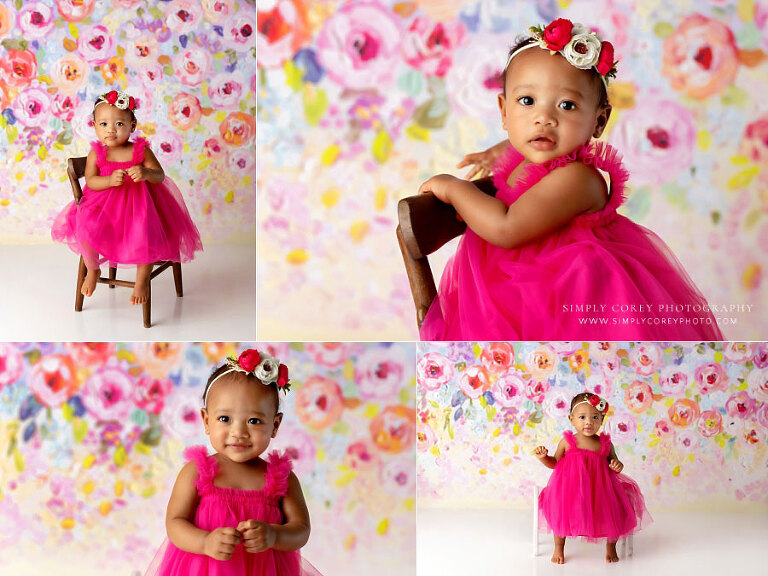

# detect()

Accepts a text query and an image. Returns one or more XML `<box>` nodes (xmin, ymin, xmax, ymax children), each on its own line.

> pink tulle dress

<box><xmin>52</xmin><ymin>137</ymin><xmax>202</xmax><ymax>267</ymax></box>
<box><xmin>538</xmin><ymin>431</ymin><xmax>651</xmax><ymax>542</ymax></box>
<box><xmin>419</xmin><ymin>141</ymin><xmax>724</xmax><ymax>341</ymax></box>
<box><xmin>146</xmin><ymin>446</ymin><xmax>322</xmax><ymax>576</ymax></box>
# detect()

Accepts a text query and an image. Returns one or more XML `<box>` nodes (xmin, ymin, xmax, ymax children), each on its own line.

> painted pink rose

<box><xmin>316</xmin><ymin>2</ymin><xmax>402</xmax><ymax>91</ymax></box>
<box><xmin>295</xmin><ymin>376</ymin><xmax>344</xmax><ymax>429</ymax></box>
<box><xmin>629</xmin><ymin>344</ymin><xmax>662</xmax><ymax>376</ymax></box>
<box><xmin>753</xmin><ymin>343</ymin><xmax>768</xmax><ymax>368</ymax></box>
<box><xmin>344</xmin><ymin>440</ymin><xmax>380</xmax><ymax>471</ymax></box>
<box><xmin>356</xmin><ymin>346</ymin><xmax>407</xmax><ymax>402</ymax></box>
<box><xmin>306</xmin><ymin>343</ymin><xmax>358</xmax><ymax>367</ymax></box>
<box><xmin>12</xmin><ymin>86</ymin><xmax>52</xmax><ymax>128</ymax></box>
<box><xmin>417</xmin><ymin>423</ymin><xmax>437</xmax><ymax>452</ymax></box>
<box><xmin>222</xmin><ymin>12</ymin><xmax>256</xmax><ymax>51</ymax></box>
<box><xmin>747</xmin><ymin>368</ymin><xmax>768</xmax><ymax>403</ymax></box>
<box><xmin>697</xmin><ymin>410</ymin><xmax>722</xmax><ymax>437</ymax></box>
<box><xmin>55</xmin><ymin>0</ymin><xmax>96</xmax><ymax>22</ymax></box>
<box><xmin>612</xmin><ymin>97</ymin><xmax>695</xmax><ymax>186</ymax></box>
<box><xmin>589</xmin><ymin>342</ymin><xmax>617</xmax><ymax>360</ymax></box>
<box><xmin>525</xmin><ymin>379</ymin><xmax>550</xmax><ymax>404</ymax></box>
<box><xmin>599</xmin><ymin>356</ymin><xmax>621</xmax><ymax>381</ymax></box>
<box><xmin>491</xmin><ymin>372</ymin><xmax>525</xmax><ymax>409</ymax></box>
<box><xmin>28</xmin><ymin>355</ymin><xmax>79</xmax><ymax>407</ymax></box>
<box><xmin>725</xmin><ymin>391</ymin><xmax>757</xmax><ymax>419</ymax></box>
<box><xmin>63</xmin><ymin>342</ymin><xmax>115</xmax><ymax>366</ymax></box>
<box><xmin>174</xmin><ymin>46</ymin><xmax>211</xmax><ymax>86</ymax></box>
<box><xmin>668</xmin><ymin>398</ymin><xmax>701</xmax><ymax>427</ymax></box>
<box><xmin>693</xmin><ymin>362</ymin><xmax>728</xmax><ymax>394</ymax></box>
<box><xmin>369</xmin><ymin>405</ymin><xmax>416</xmax><ymax>454</ymax></box>
<box><xmin>257</xmin><ymin>0</ymin><xmax>310</xmax><ymax>69</ymax></box>
<box><xmin>219</xmin><ymin>111</ymin><xmax>256</xmax><ymax>146</ymax></box>
<box><xmin>740</xmin><ymin>425</ymin><xmax>764</xmax><ymax>450</ymax></box>
<box><xmin>168</xmin><ymin>92</ymin><xmax>202</xmax><ymax>130</ymax></box>
<box><xmin>659</xmin><ymin>366</ymin><xmax>688</xmax><ymax>396</ymax></box>
<box><xmin>401</xmin><ymin>17</ymin><xmax>465</xmax><ymax>77</ymax></box>
<box><xmin>139</xmin><ymin>63</ymin><xmax>164</xmax><ymax>89</ymax></box>
<box><xmin>550</xmin><ymin>342</ymin><xmax>582</xmax><ymax>356</ymax></box>
<box><xmin>126</xmin><ymin>34</ymin><xmax>160</xmax><ymax>69</ymax></box>
<box><xmin>133</xmin><ymin>376</ymin><xmax>173</xmax><ymax>415</ymax></box>
<box><xmin>151</xmin><ymin>127</ymin><xmax>183</xmax><ymax>166</ymax></box>
<box><xmin>480</xmin><ymin>342</ymin><xmax>515</xmax><ymax>374</ymax></box>
<box><xmin>202</xmin><ymin>0</ymin><xmax>235</xmax><ymax>24</ymax></box>
<box><xmin>458</xmin><ymin>365</ymin><xmax>491</xmax><ymax>399</ymax></box>
<box><xmin>51</xmin><ymin>54</ymin><xmax>88</xmax><ymax>95</ymax></box>
<box><xmin>203</xmin><ymin>137</ymin><xmax>228</xmax><ymax>160</ymax></box>
<box><xmin>209</xmin><ymin>72</ymin><xmax>245</xmax><ymax>110</ymax></box>
<box><xmin>270</xmin><ymin>425</ymin><xmax>316</xmax><ymax>477</ymax></box>
<box><xmin>587</xmin><ymin>376</ymin><xmax>612</xmax><ymax>398</ymax></box>
<box><xmin>741</xmin><ymin>114</ymin><xmax>768</xmax><ymax>171</ymax></box>
<box><xmin>0</xmin><ymin>344</ymin><xmax>23</xmax><ymax>390</ymax></box>
<box><xmin>527</xmin><ymin>345</ymin><xmax>557</xmax><ymax>380</ymax></box>
<box><xmin>81</xmin><ymin>366</ymin><xmax>134</xmax><ymax>421</ymax></box>
<box><xmin>77</xmin><ymin>24</ymin><xmax>114</xmax><ymax>65</ymax></box>
<box><xmin>51</xmin><ymin>92</ymin><xmax>79</xmax><ymax>122</ymax></box>
<box><xmin>542</xmin><ymin>389</ymin><xmax>571</xmax><ymax>419</ymax></box>
<box><xmin>662</xmin><ymin>14</ymin><xmax>739</xmax><ymax>99</ymax></box>
<box><xmin>133</xmin><ymin>343</ymin><xmax>183</xmax><ymax>378</ymax></box>
<box><xmin>111</xmin><ymin>0</ymin><xmax>143</xmax><ymax>7</ymax></box>
<box><xmin>605</xmin><ymin>411</ymin><xmax>637</xmax><ymax>444</ymax></box>
<box><xmin>756</xmin><ymin>404</ymin><xmax>768</xmax><ymax>429</ymax></box>
<box><xmin>625</xmin><ymin>380</ymin><xmax>654</xmax><ymax>413</ymax></box>
<box><xmin>162</xmin><ymin>393</ymin><xmax>201</xmax><ymax>439</ymax></box>
<box><xmin>16</xmin><ymin>2</ymin><xmax>55</xmax><ymax>39</ymax></box>
<box><xmin>417</xmin><ymin>352</ymin><xmax>455</xmax><ymax>391</ymax></box>
<box><xmin>165</xmin><ymin>0</ymin><xmax>203</xmax><ymax>35</ymax></box>
<box><xmin>0</xmin><ymin>50</ymin><xmax>38</xmax><ymax>89</ymax></box>
<box><xmin>227</xmin><ymin>148</ymin><xmax>254</xmax><ymax>176</ymax></box>
<box><xmin>674</xmin><ymin>428</ymin><xmax>697</xmax><ymax>452</ymax></box>
<box><xmin>722</xmin><ymin>342</ymin><xmax>754</xmax><ymax>363</ymax></box>
<box><xmin>381</xmin><ymin>458</ymin><xmax>415</xmax><ymax>496</ymax></box>
<box><xmin>654</xmin><ymin>418</ymin><xmax>674</xmax><ymax>439</ymax></box>
<box><xmin>0</xmin><ymin>3</ymin><xmax>12</xmax><ymax>37</ymax></box>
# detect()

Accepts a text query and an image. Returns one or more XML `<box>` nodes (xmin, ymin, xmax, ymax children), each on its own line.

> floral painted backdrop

<box><xmin>258</xmin><ymin>0</ymin><xmax>768</xmax><ymax>340</ymax></box>
<box><xmin>0</xmin><ymin>0</ymin><xmax>256</xmax><ymax>243</ymax></box>
<box><xmin>0</xmin><ymin>342</ymin><xmax>416</xmax><ymax>576</ymax></box>
<box><xmin>417</xmin><ymin>341</ymin><xmax>768</xmax><ymax>509</ymax></box>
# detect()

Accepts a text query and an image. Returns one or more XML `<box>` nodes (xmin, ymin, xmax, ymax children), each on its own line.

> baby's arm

<box><xmin>166</xmin><ymin>461</ymin><xmax>241</xmax><ymax>560</ymax></box>
<box><xmin>607</xmin><ymin>443</ymin><xmax>624</xmax><ymax>473</ymax></box>
<box><xmin>534</xmin><ymin>438</ymin><xmax>567</xmax><ymax>470</ymax></box>
<box><xmin>456</xmin><ymin>140</ymin><xmax>510</xmax><ymax>180</ymax></box>
<box><xmin>83</xmin><ymin>150</ymin><xmax>125</xmax><ymax>190</ymax></box>
<box><xmin>126</xmin><ymin>147</ymin><xmax>165</xmax><ymax>183</ymax></box>
<box><xmin>419</xmin><ymin>161</ymin><xmax>606</xmax><ymax>249</ymax></box>
<box><xmin>239</xmin><ymin>471</ymin><xmax>311</xmax><ymax>553</ymax></box>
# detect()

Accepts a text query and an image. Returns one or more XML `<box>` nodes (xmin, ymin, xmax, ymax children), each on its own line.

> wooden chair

<box><xmin>67</xmin><ymin>156</ymin><xmax>183</xmax><ymax>328</ymax></box>
<box><xmin>396</xmin><ymin>176</ymin><xmax>497</xmax><ymax>327</ymax></box>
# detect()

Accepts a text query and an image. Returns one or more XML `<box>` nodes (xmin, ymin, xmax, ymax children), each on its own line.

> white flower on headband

<box><xmin>97</xmin><ymin>90</ymin><xmax>138</xmax><ymax>111</ymax></box>
<box><xmin>254</xmin><ymin>355</ymin><xmax>280</xmax><ymax>383</ymax></box>
<box><xmin>562</xmin><ymin>30</ymin><xmax>602</xmax><ymax>70</ymax></box>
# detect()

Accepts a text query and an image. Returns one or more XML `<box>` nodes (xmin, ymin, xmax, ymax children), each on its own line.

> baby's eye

<box><xmin>517</xmin><ymin>96</ymin><xmax>534</xmax><ymax>106</ymax></box>
<box><xmin>248</xmin><ymin>418</ymin><xmax>262</xmax><ymax>425</ymax></box>
<box><xmin>217</xmin><ymin>416</ymin><xmax>230</xmax><ymax>423</ymax></box>
<box><xmin>559</xmin><ymin>101</ymin><xmax>576</xmax><ymax>111</ymax></box>
<box><xmin>116</xmin><ymin>122</ymin><xmax>124</xmax><ymax>126</ymax></box>
<box><xmin>99</xmin><ymin>122</ymin><xmax>107</xmax><ymax>126</ymax></box>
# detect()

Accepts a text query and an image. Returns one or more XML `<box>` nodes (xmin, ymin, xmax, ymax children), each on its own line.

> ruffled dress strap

<box><xmin>183</xmin><ymin>445</ymin><xmax>218</xmax><ymax>493</ymax></box>
<box><xmin>599</xmin><ymin>433</ymin><xmax>612</xmax><ymax>457</ymax></box>
<box><xmin>132</xmin><ymin>136</ymin><xmax>148</xmax><ymax>164</ymax></box>
<box><xmin>562</xmin><ymin>430</ymin><xmax>577</xmax><ymax>449</ymax></box>
<box><xmin>90</xmin><ymin>140</ymin><xmax>108</xmax><ymax>169</ymax></box>
<box><xmin>265</xmin><ymin>450</ymin><xmax>293</xmax><ymax>499</ymax></box>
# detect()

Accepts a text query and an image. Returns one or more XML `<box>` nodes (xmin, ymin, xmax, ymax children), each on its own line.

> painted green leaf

<box><xmin>303</xmin><ymin>87</ymin><xmax>327</xmax><ymax>127</ymax></box>
<box><xmin>139</xmin><ymin>425</ymin><xmax>162</xmax><ymax>446</ymax></box>
<box><xmin>73</xmin><ymin>417</ymin><xmax>88</xmax><ymax>444</ymax></box>
<box><xmin>114</xmin><ymin>445</ymin><xmax>127</xmax><ymax>467</ymax></box>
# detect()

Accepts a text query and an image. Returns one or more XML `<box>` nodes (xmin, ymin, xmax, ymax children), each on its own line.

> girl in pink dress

<box><xmin>145</xmin><ymin>349</ymin><xmax>321</xmax><ymax>576</ymax></box>
<box><xmin>534</xmin><ymin>392</ymin><xmax>651</xmax><ymax>564</ymax></box>
<box><xmin>52</xmin><ymin>89</ymin><xmax>202</xmax><ymax>306</ymax></box>
<box><xmin>418</xmin><ymin>19</ymin><xmax>723</xmax><ymax>341</ymax></box>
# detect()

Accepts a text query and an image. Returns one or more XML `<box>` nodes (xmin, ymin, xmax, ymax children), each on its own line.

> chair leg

<box><xmin>143</xmin><ymin>279</ymin><xmax>151</xmax><ymax>328</ymax></box>
<box><xmin>172</xmin><ymin>262</ymin><xmax>183</xmax><ymax>297</ymax></box>
<box><xmin>533</xmin><ymin>485</ymin><xmax>540</xmax><ymax>557</ymax></box>
<box><xmin>109</xmin><ymin>266</ymin><xmax>116</xmax><ymax>288</ymax></box>
<box><xmin>75</xmin><ymin>256</ymin><xmax>86</xmax><ymax>311</ymax></box>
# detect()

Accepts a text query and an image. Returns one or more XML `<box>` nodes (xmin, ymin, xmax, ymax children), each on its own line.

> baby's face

<box><xmin>569</xmin><ymin>403</ymin><xmax>603</xmax><ymax>436</ymax></box>
<box><xmin>93</xmin><ymin>104</ymin><xmax>134</xmax><ymax>148</ymax></box>
<box><xmin>498</xmin><ymin>48</ymin><xmax>611</xmax><ymax>164</ymax></box>
<box><xmin>201</xmin><ymin>374</ymin><xmax>282</xmax><ymax>464</ymax></box>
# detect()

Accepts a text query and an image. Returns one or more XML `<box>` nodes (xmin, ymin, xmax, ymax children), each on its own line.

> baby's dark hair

<box><xmin>202</xmin><ymin>364</ymin><xmax>280</xmax><ymax>415</ymax></box>
<box><xmin>501</xmin><ymin>37</ymin><xmax>610</xmax><ymax>108</ymax></box>
<box><xmin>92</xmin><ymin>96</ymin><xmax>137</xmax><ymax>124</ymax></box>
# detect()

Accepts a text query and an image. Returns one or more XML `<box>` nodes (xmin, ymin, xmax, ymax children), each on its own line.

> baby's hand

<box><xmin>456</xmin><ymin>141</ymin><xmax>509</xmax><ymax>180</ymax></box>
<box><xmin>609</xmin><ymin>459</ymin><xmax>624</xmax><ymax>473</ymax></box>
<box><xmin>238</xmin><ymin>519</ymin><xmax>276</xmax><ymax>553</ymax></box>
<box><xmin>126</xmin><ymin>165</ymin><xmax>148</xmax><ymax>182</ymax></box>
<box><xmin>203</xmin><ymin>526</ymin><xmax>241</xmax><ymax>561</ymax></box>
<box><xmin>109</xmin><ymin>169</ymin><xmax>126</xmax><ymax>187</ymax></box>
<box><xmin>534</xmin><ymin>446</ymin><xmax>548</xmax><ymax>459</ymax></box>
<box><xmin>418</xmin><ymin>174</ymin><xmax>460</xmax><ymax>204</ymax></box>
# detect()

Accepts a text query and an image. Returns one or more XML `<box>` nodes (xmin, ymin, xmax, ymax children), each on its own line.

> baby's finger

<box><xmin>456</xmin><ymin>154</ymin><xmax>476</xmax><ymax>169</ymax></box>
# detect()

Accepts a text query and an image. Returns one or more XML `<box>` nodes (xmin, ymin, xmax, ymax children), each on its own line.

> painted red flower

<box><xmin>542</xmin><ymin>18</ymin><xmax>573</xmax><ymax>51</ymax></box>
<box><xmin>238</xmin><ymin>349</ymin><xmax>261</xmax><ymax>372</ymax></box>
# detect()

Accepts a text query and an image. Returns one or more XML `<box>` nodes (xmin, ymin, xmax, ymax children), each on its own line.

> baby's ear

<box><xmin>271</xmin><ymin>412</ymin><xmax>284</xmax><ymax>438</ymax></box>
<box><xmin>593</xmin><ymin>104</ymin><xmax>612</xmax><ymax>138</ymax></box>
<box><xmin>200</xmin><ymin>407</ymin><xmax>210</xmax><ymax>433</ymax></box>
<box><xmin>497</xmin><ymin>93</ymin><xmax>508</xmax><ymax>128</ymax></box>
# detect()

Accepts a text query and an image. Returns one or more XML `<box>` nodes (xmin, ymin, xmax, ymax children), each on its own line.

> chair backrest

<box><xmin>67</xmin><ymin>157</ymin><xmax>87</xmax><ymax>203</ymax></box>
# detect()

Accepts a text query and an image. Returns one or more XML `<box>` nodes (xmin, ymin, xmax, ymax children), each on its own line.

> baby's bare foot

<box><xmin>81</xmin><ymin>269</ymin><xmax>100</xmax><ymax>297</ymax></box>
<box><xmin>551</xmin><ymin>545</ymin><xmax>565</xmax><ymax>564</ymax></box>
<box><xmin>606</xmin><ymin>541</ymin><xmax>619</xmax><ymax>563</ymax></box>
<box><xmin>130</xmin><ymin>265</ymin><xmax>152</xmax><ymax>305</ymax></box>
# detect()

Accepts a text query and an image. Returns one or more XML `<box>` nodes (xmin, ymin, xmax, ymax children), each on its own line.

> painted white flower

<box><xmin>254</xmin><ymin>355</ymin><xmax>280</xmax><ymax>383</ymax></box>
<box><xmin>563</xmin><ymin>32</ymin><xmax>602</xmax><ymax>69</ymax></box>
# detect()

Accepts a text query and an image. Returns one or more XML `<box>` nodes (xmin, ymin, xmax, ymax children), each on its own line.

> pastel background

<box><xmin>0</xmin><ymin>342</ymin><xmax>416</xmax><ymax>576</ymax></box>
<box><xmin>417</xmin><ymin>341</ymin><xmax>768</xmax><ymax>510</ymax></box>
<box><xmin>258</xmin><ymin>0</ymin><xmax>768</xmax><ymax>340</ymax></box>
<box><xmin>0</xmin><ymin>0</ymin><xmax>256</xmax><ymax>243</ymax></box>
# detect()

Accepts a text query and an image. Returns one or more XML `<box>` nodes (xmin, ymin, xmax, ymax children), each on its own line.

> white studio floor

<box><xmin>418</xmin><ymin>507</ymin><xmax>768</xmax><ymax>576</ymax></box>
<box><xmin>0</xmin><ymin>243</ymin><xmax>256</xmax><ymax>341</ymax></box>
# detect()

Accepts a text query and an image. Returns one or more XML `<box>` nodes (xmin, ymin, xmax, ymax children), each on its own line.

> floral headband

<box><xmin>505</xmin><ymin>18</ymin><xmax>618</xmax><ymax>86</ymax></box>
<box><xmin>571</xmin><ymin>393</ymin><xmax>609</xmax><ymax>415</ymax></box>
<box><xmin>96</xmin><ymin>90</ymin><xmax>138</xmax><ymax>111</ymax></box>
<box><xmin>204</xmin><ymin>349</ymin><xmax>291</xmax><ymax>406</ymax></box>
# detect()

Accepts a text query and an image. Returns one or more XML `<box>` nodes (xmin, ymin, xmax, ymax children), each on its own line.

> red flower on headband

<box><xmin>128</xmin><ymin>96</ymin><xmax>136</xmax><ymax>110</ymax></box>
<box><xmin>542</xmin><ymin>18</ymin><xmax>573</xmax><ymax>51</ymax></box>
<box><xmin>105</xmin><ymin>90</ymin><xmax>118</xmax><ymax>104</ymax></box>
<box><xmin>277</xmin><ymin>364</ymin><xmax>289</xmax><ymax>389</ymax></box>
<box><xmin>238</xmin><ymin>349</ymin><xmax>261</xmax><ymax>372</ymax></box>
<box><xmin>589</xmin><ymin>394</ymin><xmax>600</xmax><ymax>406</ymax></box>
<box><xmin>596</xmin><ymin>41</ymin><xmax>615</xmax><ymax>76</ymax></box>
